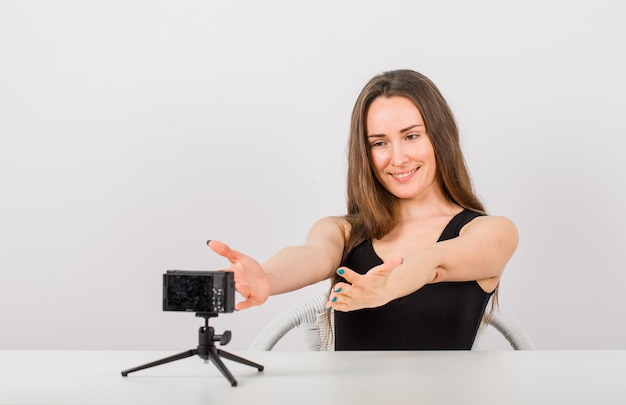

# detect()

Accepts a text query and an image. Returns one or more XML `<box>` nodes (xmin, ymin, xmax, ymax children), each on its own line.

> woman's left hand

<box><xmin>327</xmin><ymin>257</ymin><xmax>404</xmax><ymax>311</ymax></box>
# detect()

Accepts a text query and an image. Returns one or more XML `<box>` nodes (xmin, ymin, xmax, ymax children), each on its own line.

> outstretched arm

<box><xmin>209</xmin><ymin>216</ymin><xmax>347</xmax><ymax>310</ymax></box>
<box><xmin>426</xmin><ymin>215</ymin><xmax>518</xmax><ymax>289</ymax></box>
<box><xmin>328</xmin><ymin>215</ymin><xmax>518</xmax><ymax>311</ymax></box>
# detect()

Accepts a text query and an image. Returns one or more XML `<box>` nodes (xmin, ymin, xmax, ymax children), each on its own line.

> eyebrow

<box><xmin>367</xmin><ymin>124</ymin><xmax>424</xmax><ymax>138</ymax></box>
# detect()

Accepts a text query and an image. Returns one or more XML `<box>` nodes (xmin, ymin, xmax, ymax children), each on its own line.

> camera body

<box><xmin>163</xmin><ymin>270</ymin><xmax>235</xmax><ymax>313</ymax></box>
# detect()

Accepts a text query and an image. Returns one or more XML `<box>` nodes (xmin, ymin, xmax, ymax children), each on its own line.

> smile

<box><xmin>390</xmin><ymin>168</ymin><xmax>418</xmax><ymax>179</ymax></box>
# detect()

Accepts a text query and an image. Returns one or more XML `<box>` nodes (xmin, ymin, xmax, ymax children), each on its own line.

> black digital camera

<box><xmin>162</xmin><ymin>270</ymin><xmax>235</xmax><ymax>313</ymax></box>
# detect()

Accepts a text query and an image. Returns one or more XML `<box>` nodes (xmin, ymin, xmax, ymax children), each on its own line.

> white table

<box><xmin>0</xmin><ymin>350</ymin><xmax>624</xmax><ymax>404</ymax></box>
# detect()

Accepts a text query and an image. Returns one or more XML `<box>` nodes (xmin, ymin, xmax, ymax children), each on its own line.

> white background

<box><xmin>1</xmin><ymin>0</ymin><xmax>624</xmax><ymax>351</ymax></box>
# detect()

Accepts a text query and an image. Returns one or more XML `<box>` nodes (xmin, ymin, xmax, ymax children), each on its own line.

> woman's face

<box><xmin>366</xmin><ymin>96</ymin><xmax>439</xmax><ymax>201</ymax></box>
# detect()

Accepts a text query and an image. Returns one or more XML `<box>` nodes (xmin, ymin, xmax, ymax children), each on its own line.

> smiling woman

<box><xmin>208</xmin><ymin>69</ymin><xmax>518</xmax><ymax>350</ymax></box>
<box><xmin>329</xmin><ymin>70</ymin><xmax>517</xmax><ymax>349</ymax></box>
<box><xmin>366</xmin><ymin>96</ymin><xmax>436</xmax><ymax>200</ymax></box>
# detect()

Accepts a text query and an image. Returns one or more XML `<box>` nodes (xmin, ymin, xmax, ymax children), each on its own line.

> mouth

<box><xmin>390</xmin><ymin>168</ymin><xmax>418</xmax><ymax>180</ymax></box>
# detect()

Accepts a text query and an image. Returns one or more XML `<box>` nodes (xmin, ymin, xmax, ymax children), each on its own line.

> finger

<box><xmin>233</xmin><ymin>285</ymin><xmax>253</xmax><ymax>310</ymax></box>
<box><xmin>333</xmin><ymin>284</ymin><xmax>346</xmax><ymax>294</ymax></box>
<box><xmin>326</xmin><ymin>293</ymin><xmax>350</xmax><ymax>312</ymax></box>
<box><xmin>367</xmin><ymin>256</ymin><xmax>404</xmax><ymax>278</ymax></box>
<box><xmin>206</xmin><ymin>240</ymin><xmax>242</xmax><ymax>264</ymax></box>
<box><xmin>236</xmin><ymin>300</ymin><xmax>254</xmax><ymax>311</ymax></box>
<box><xmin>325</xmin><ymin>294</ymin><xmax>341</xmax><ymax>311</ymax></box>
<box><xmin>324</xmin><ymin>284</ymin><xmax>341</xmax><ymax>310</ymax></box>
<box><xmin>336</xmin><ymin>267</ymin><xmax>360</xmax><ymax>284</ymax></box>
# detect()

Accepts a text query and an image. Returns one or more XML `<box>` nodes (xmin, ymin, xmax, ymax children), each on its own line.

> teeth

<box><xmin>392</xmin><ymin>169</ymin><xmax>416</xmax><ymax>179</ymax></box>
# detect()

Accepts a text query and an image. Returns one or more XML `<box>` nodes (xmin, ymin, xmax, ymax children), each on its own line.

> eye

<box><xmin>369</xmin><ymin>139</ymin><xmax>387</xmax><ymax>148</ymax></box>
<box><xmin>406</xmin><ymin>133</ymin><xmax>420</xmax><ymax>141</ymax></box>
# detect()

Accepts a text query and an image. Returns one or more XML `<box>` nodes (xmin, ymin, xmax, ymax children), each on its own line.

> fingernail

<box><xmin>334</xmin><ymin>287</ymin><xmax>343</xmax><ymax>293</ymax></box>
<box><xmin>326</xmin><ymin>306</ymin><xmax>332</xmax><ymax>311</ymax></box>
<box><xmin>206</xmin><ymin>240</ymin><xmax>212</xmax><ymax>246</ymax></box>
<box><xmin>331</xmin><ymin>297</ymin><xmax>337</xmax><ymax>302</ymax></box>
<box><xmin>337</xmin><ymin>268</ymin><xmax>345</xmax><ymax>275</ymax></box>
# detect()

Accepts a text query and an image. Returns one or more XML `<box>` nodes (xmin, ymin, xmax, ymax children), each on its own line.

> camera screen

<box><xmin>163</xmin><ymin>270</ymin><xmax>234</xmax><ymax>313</ymax></box>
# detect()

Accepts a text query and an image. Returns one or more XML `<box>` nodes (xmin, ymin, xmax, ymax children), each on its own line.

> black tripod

<box><xmin>121</xmin><ymin>312</ymin><xmax>264</xmax><ymax>386</ymax></box>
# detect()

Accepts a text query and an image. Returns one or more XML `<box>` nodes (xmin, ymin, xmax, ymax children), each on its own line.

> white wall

<box><xmin>1</xmin><ymin>0</ymin><xmax>624</xmax><ymax>351</ymax></box>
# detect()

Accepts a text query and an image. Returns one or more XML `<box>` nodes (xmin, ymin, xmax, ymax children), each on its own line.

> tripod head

<box><xmin>195</xmin><ymin>312</ymin><xmax>231</xmax><ymax>346</ymax></box>
<box><xmin>196</xmin><ymin>312</ymin><xmax>219</xmax><ymax>321</ymax></box>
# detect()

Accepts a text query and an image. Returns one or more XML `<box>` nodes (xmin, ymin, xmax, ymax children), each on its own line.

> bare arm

<box><xmin>328</xmin><ymin>215</ymin><xmax>518</xmax><ymax>311</ymax></box>
<box><xmin>428</xmin><ymin>215</ymin><xmax>518</xmax><ymax>286</ymax></box>
<box><xmin>390</xmin><ymin>215</ymin><xmax>518</xmax><ymax>295</ymax></box>
<box><xmin>209</xmin><ymin>216</ymin><xmax>347</xmax><ymax>310</ymax></box>
<box><xmin>263</xmin><ymin>216</ymin><xmax>347</xmax><ymax>295</ymax></box>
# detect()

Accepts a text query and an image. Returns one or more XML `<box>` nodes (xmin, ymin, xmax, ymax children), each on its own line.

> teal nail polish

<box><xmin>337</xmin><ymin>268</ymin><xmax>345</xmax><ymax>275</ymax></box>
<box><xmin>335</xmin><ymin>287</ymin><xmax>343</xmax><ymax>293</ymax></box>
<box><xmin>326</xmin><ymin>306</ymin><xmax>332</xmax><ymax>311</ymax></box>
<box><xmin>331</xmin><ymin>297</ymin><xmax>337</xmax><ymax>302</ymax></box>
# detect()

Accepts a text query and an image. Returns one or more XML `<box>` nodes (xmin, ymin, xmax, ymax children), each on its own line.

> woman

<box><xmin>208</xmin><ymin>69</ymin><xmax>518</xmax><ymax>350</ymax></box>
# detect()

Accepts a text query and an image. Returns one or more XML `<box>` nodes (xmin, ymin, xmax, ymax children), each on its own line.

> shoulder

<box><xmin>313</xmin><ymin>215</ymin><xmax>350</xmax><ymax>229</ymax></box>
<box><xmin>461</xmin><ymin>214</ymin><xmax>518</xmax><ymax>245</ymax></box>
<box><xmin>308</xmin><ymin>216</ymin><xmax>351</xmax><ymax>242</ymax></box>
<box><xmin>464</xmin><ymin>214</ymin><xmax>516</xmax><ymax>230</ymax></box>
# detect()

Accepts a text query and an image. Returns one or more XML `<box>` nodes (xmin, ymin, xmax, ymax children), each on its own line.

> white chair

<box><xmin>249</xmin><ymin>292</ymin><xmax>535</xmax><ymax>351</ymax></box>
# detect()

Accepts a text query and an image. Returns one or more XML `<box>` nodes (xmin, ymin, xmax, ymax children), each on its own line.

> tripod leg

<box><xmin>207</xmin><ymin>346</ymin><xmax>239</xmax><ymax>386</ymax></box>
<box><xmin>121</xmin><ymin>349</ymin><xmax>197</xmax><ymax>376</ymax></box>
<box><xmin>217</xmin><ymin>349</ymin><xmax>265</xmax><ymax>371</ymax></box>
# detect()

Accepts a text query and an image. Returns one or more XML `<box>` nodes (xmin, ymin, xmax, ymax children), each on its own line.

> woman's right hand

<box><xmin>207</xmin><ymin>240</ymin><xmax>271</xmax><ymax>310</ymax></box>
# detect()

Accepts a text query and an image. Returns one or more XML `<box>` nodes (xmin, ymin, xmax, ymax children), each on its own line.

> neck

<box><xmin>396</xmin><ymin>184</ymin><xmax>458</xmax><ymax>222</ymax></box>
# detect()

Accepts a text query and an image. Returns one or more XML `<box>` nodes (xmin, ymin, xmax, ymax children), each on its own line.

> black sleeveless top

<box><xmin>334</xmin><ymin>209</ymin><xmax>491</xmax><ymax>350</ymax></box>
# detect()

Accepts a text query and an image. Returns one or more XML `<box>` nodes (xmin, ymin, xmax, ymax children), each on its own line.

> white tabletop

<box><xmin>0</xmin><ymin>349</ymin><xmax>624</xmax><ymax>404</ymax></box>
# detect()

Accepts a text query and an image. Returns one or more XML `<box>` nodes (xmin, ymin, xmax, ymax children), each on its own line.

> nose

<box><xmin>390</xmin><ymin>142</ymin><xmax>408</xmax><ymax>166</ymax></box>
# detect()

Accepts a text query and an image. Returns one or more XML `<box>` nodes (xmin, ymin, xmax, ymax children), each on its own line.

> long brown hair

<box><xmin>326</xmin><ymin>70</ymin><xmax>495</xmax><ymax>337</ymax></box>
<box><xmin>342</xmin><ymin>69</ymin><xmax>485</xmax><ymax>262</ymax></box>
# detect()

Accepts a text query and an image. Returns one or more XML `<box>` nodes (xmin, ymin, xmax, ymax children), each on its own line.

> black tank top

<box><xmin>334</xmin><ymin>209</ymin><xmax>491</xmax><ymax>350</ymax></box>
